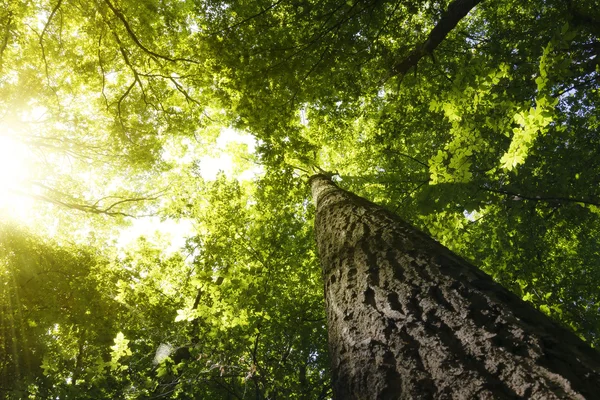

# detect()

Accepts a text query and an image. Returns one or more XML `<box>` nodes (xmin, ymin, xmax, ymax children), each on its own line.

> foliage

<box><xmin>1</xmin><ymin>0</ymin><xmax>599</xmax><ymax>397</ymax></box>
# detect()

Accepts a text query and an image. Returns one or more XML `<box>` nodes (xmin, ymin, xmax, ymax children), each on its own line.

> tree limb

<box><xmin>102</xmin><ymin>0</ymin><xmax>199</xmax><ymax>64</ymax></box>
<box><xmin>388</xmin><ymin>0</ymin><xmax>483</xmax><ymax>80</ymax></box>
<box><xmin>211</xmin><ymin>0</ymin><xmax>287</xmax><ymax>36</ymax></box>
<box><xmin>483</xmin><ymin>187</ymin><xmax>600</xmax><ymax>208</ymax></box>
<box><xmin>39</xmin><ymin>0</ymin><xmax>64</xmax><ymax>86</ymax></box>
<box><xmin>13</xmin><ymin>184</ymin><xmax>164</xmax><ymax>217</ymax></box>
<box><xmin>383</xmin><ymin>148</ymin><xmax>428</xmax><ymax>168</ymax></box>
<box><xmin>0</xmin><ymin>10</ymin><xmax>13</xmax><ymax>72</ymax></box>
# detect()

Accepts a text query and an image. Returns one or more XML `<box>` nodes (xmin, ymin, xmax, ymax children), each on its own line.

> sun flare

<box><xmin>0</xmin><ymin>124</ymin><xmax>34</xmax><ymax>219</ymax></box>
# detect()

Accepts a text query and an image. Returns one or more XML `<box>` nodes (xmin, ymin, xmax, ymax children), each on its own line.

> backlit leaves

<box><xmin>2</xmin><ymin>0</ymin><xmax>600</xmax><ymax>398</ymax></box>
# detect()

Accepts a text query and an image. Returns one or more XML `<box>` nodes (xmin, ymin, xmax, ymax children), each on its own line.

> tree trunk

<box><xmin>309</xmin><ymin>174</ymin><xmax>600</xmax><ymax>400</ymax></box>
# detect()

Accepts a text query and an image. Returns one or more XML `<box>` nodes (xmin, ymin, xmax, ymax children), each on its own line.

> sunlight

<box><xmin>162</xmin><ymin>127</ymin><xmax>263</xmax><ymax>181</ymax></box>
<box><xmin>116</xmin><ymin>217</ymin><xmax>194</xmax><ymax>255</ymax></box>
<box><xmin>201</xmin><ymin>127</ymin><xmax>262</xmax><ymax>180</ymax></box>
<box><xmin>117</xmin><ymin>128</ymin><xmax>263</xmax><ymax>256</ymax></box>
<box><xmin>0</xmin><ymin>122</ymin><xmax>34</xmax><ymax>220</ymax></box>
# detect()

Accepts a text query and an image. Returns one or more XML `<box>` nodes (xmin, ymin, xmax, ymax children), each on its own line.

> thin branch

<box><xmin>290</xmin><ymin>164</ymin><xmax>311</xmax><ymax>174</ymax></box>
<box><xmin>21</xmin><ymin>134</ymin><xmax>114</xmax><ymax>160</ymax></box>
<box><xmin>99</xmin><ymin>8</ymin><xmax>148</xmax><ymax>111</ymax></box>
<box><xmin>317</xmin><ymin>385</ymin><xmax>333</xmax><ymax>400</ymax></box>
<box><xmin>289</xmin><ymin>45</ymin><xmax>330</xmax><ymax>105</ymax></box>
<box><xmin>109</xmin><ymin>28</ymin><xmax>148</xmax><ymax>104</ymax></box>
<box><xmin>102</xmin><ymin>196</ymin><xmax>158</xmax><ymax>212</ymax></box>
<box><xmin>97</xmin><ymin>29</ymin><xmax>111</xmax><ymax>110</ymax></box>
<box><xmin>39</xmin><ymin>0</ymin><xmax>64</xmax><ymax>86</ymax></box>
<box><xmin>211</xmin><ymin>0</ymin><xmax>288</xmax><ymax>36</ymax></box>
<box><xmin>168</xmin><ymin>77</ymin><xmax>201</xmax><ymax>107</ymax></box>
<box><xmin>209</xmin><ymin>377</ymin><xmax>243</xmax><ymax>400</ymax></box>
<box><xmin>0</xmin><ymin>10</ymin><xmax>13</xmax><ymax>71</ymax></box>
<box><xmin>483</xmin><ymin>187</ymin><xmax>600</xmax><ymax>208</ymax></box>
<box><xmin>394</xmin><ymin>180</ymin><xmax>429</xmax><ymax>212</ymax></box>
<box><xmin>265</xmin><ymin>0</ymin><xmax>371</xmax><ymax>73</ymax></box>
<box><xmin>12</xmin><ymin>186</ymin><xmax>163</xmax><ymax>217</ymax></box>
<box><xmin>370</xmin><ymin>0</ymin><xmax>404</xmax><ymax>49</ymax></box>
<box><xmin>250</xmin><ymin>330</ymin><xmax>262</xmax><ymax>399</ymax></box>
<box><xmin>103</xmin><ymin>0</ymin><xmax>199</xmax><ymax>64</ymax></box>
<box><xmin>117</xmin><ymin>80</ymin><xmax>136</xmax><ymax>139</ymax></box>
<box><xmin>15</xmin><ymin>191</ymin><xmax>139</xmax><ymax>217</ymax></box>
<box><xmin>383</xmin><ymin>148</ymin><xmax>428</xmax><ymax>168</ymax></box>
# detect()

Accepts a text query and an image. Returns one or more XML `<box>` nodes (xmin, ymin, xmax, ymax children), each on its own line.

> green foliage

<box><xmin>1</xmin><ymin>0</ymin><xmax>600</xmax><ymax>397</ymax></box>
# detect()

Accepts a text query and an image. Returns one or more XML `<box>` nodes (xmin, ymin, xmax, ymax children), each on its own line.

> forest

<box><xmin>1</xmin><ymin>0</ymin><xmax>599</xmax><ymax>398</ymax></box>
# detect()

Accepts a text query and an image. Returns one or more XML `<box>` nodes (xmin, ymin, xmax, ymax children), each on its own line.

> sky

<box><xmin>0</xmin><ymin>123</ymin><xmax>35</xmax><ymax>220</ymax></box>
<box><xmin>198</xmin><ymin>127</ymin><xmax>261</xmax><ymax>180</ymax></box>
<box><xmin>116</xmin><ymin>127</ymin><xmax>262</xmax><ymax>254</ymax></box>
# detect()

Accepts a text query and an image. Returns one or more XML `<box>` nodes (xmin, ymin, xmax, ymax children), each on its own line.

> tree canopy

<box><xmin>1</xmin><ymin>0</ymin><xmax>599</xmax><ymax>397</ymax></box>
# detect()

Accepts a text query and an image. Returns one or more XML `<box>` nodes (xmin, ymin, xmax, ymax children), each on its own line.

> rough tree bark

<box><xmin>309</xmin><ymin>174</ymin><xmax>600</xmax><ymax>399</ymax></box>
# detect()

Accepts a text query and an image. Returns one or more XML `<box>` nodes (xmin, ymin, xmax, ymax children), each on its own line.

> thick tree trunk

<box><xmin>309</xmin><ymin>174</ymin><xmax>600</xmax><ymax>399</ymax></box>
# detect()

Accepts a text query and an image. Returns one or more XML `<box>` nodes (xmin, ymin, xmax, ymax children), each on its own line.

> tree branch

<box><xmin>388</xmin><ymin>0</ymin><xmax>482</xmax><ymax>80</ymax></box>
<box><xmin>483</xmin><ymin>187</ymin><xmax>600</xmax><ymax>208</ymax></box>
<box><xmin>102</xmin><ymin>0</ymin><xmax>199</xmax><ymax>64</ymax></box>
<box><xmin>13</xmin><ymin>185</ymin><xmax>164</xmax><ymax>217</ymax></box>
<box><xmin>211</xmin><ymin>0</ymin><xmax>287</xmax><ymax>36</ymax></box>
<box><xmin>0</xmin><ymin>10</ymin><xmax>13</xmax><ymax>72</ymax></box>
<box><xmin>39</xmin><ymin>0</ymin><xmax>63</xmax><ymax>86</ymax></box>
<box><xmin>383</xmin><ymin>148</ymin><xmax>428</xmax><ymax>168</ymax></box>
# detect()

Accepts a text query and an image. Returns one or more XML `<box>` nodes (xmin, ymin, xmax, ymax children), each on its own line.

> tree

<box><xmin>2</xmin><ymin>0</ymin><xmax>600</xmax><ymax>397</ymax></box>
<box><xmin>310</xmin><ymin>174</ymin><xmax>600</xmax><ymax>398</ymax></box>
<box><xmin>0</xmin><ymin>222</ymin><xmax>133</xmax><ymax>399</ymax></box>
<box><xmin>1</xmin><ymin>173</ymin><xmax>331</xmax><ymax>398</ymax></box>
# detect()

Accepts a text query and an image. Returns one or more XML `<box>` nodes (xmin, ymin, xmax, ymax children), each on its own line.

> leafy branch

<box><xmin>14</xmin><ymin>184</ymin><xmax>166</xmax><ymax>217</ymax></box>
<box><xmin>39</xmin><ymin>0</ymin><xmax>63</xmax><ymax>86</ymax></box>
<box><xmin>102</xmin><ymin>0</ymin><xmax>199</xmax><ymax>64</ymax></box>
<box><xmin>483</xmin><ymin>187</ymin><xmax>600</xmax><ymax>208</ymax></box>
<box><xmin>210</xmin><ymin>0</ymin><xmax>288</xmax><ymax>36</ymax></box>
<box><xmin>0</xmin><ymin>10</ymin><xmax>12</xmax><ymax>72</ymax></box>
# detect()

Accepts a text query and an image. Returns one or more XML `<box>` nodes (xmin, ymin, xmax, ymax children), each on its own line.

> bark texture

<box><xmin>309</xmin><ymin>174</ymin><xmax>600</xmax><ymax>400</ymax></box>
